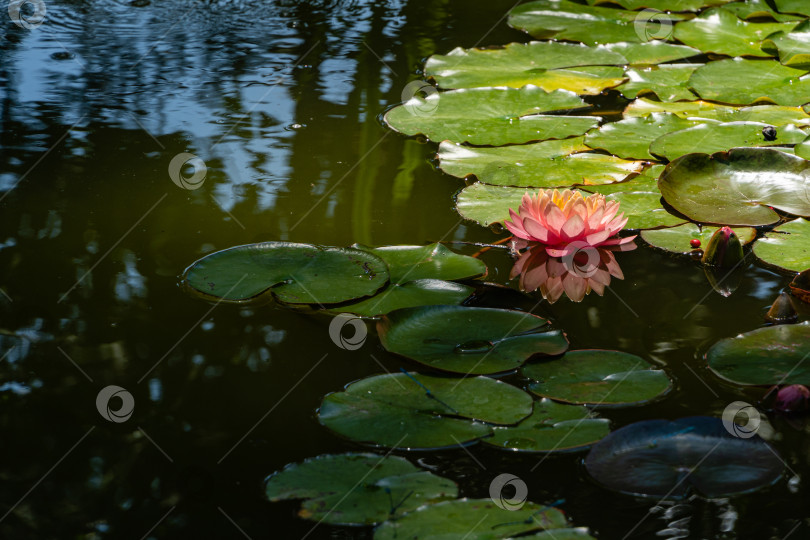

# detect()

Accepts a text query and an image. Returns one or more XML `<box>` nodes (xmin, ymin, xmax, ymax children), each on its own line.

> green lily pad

<box><xmin>318</xmin><ymin>372</ymin><xmax>533</xmax><ymax>449</ymax></box>
<box><xmin>331</xmin><ymin>280</ymin><xmax>474</xmax><ymax>318</ymax></box>
<box><xmin>483</xmin><ymin>398</ymin><xmax>610</xmax><ymax>453</ymax></box>
<box><xmin>265</xmin><ymin>453</ymin><xmax>457</xmax><ymax>525</ymax></box>
<box><xmin>425</xmin><ymin>42</ymin><xmax>627</xmax><ymax>91</ymax></box>
<box><xmin>455</xmin><ymin>183</ymin><xmax>683</xmax><ymax>230</ymax></box>
<box><xmin>796</xmin><ymin>134</ymin><xmax>810</xmax><ymax>160</ymax></box>
<box><xmin>383</xmin><ymin>86</ymin><xmax>596</xmax><ymax>145</ymax></box>
<box><xmin>673</xmin><ymin>8</ymin><xmax>796</xmax><ymax>57</ymax></box>
<box><xmin>522</xmin><ymin>350</ymin><xmax>672</xmax><ymax>407</ymax></box>
<box><xmin>774</xmin><ymin>0</ymin><xmax>810</xmax><ymax>16</ymax></box>
<box><xmin>378</xmin><ymin>306</ymin><xmax>568</xmax><ymax>375</ymax></box>
<box><xmin>585</xmin><ymin>417</ymin><xmax>783</xmax><ymax>498</ymax></box>
<box><xmin>509</xmin><ymin>0</ymin><xmax>686</xmax><ymax>45</ymax></box>
<box><xmin>374</xmin><ymin>499</ymin><xmax>568</xmax><ymax>540</ymax></box>
<box><xmin>182</xmin><ymin>242</ymin><xmax>389</xmax><ymax>305</ymax></box>
<box><xmin>722</xmin><ymin>0</ymin><xmax>804</xmax><ymax>22</ymax></box>
<box><xmin>616</xmin><ymin>64</ymin><xmax>702</xmax><ymax>102</ymax></box>
<box><xmin>762</xmin><ymin>21</ymin><xmax>810</xmax><ymax>69</ymax></box>
<box><xmin>648</xmin><ymin>121</ymin><xmax>807</xmax><ymax>161</ymax></box>
<box><xmin>589</xmin><ymin>0</ymin><xmax>730</xmax><ymax>10</ymax></box>
<box><xmin>521</xmin><ymin>531</ymin><xmax>597</xmax><ymax>540</ymax></box>
<box><xmin>641</xmin><ymin>223</ymin><xmax>757</xmax><ymax>254</ymax></box>
<box><xmin>689</xmin><ymin>58</ymin><xmax>810</xmax><ymax>107</ymax></box>
<box><xmin>438</xmin><ymin>140</ymin><xmax>645</xmax><ymax>188</ymax></box>
<box><xmin>658</xmin><ymin>148</ymin><xmax>810</xmax><ymax>226</ymax></box>
<box><xmin>624</xmin><ymin>97</ymin><xmax>810</xmax><ymax>125</ymax></box>
<box><xmin>581</xmin><ymin>165</ymin><xmax>664</xmax><ymax>194</ymax></box>
<box><xmin>584</xmin><ymin>113</ymin><xmax>703</xmax><ymax>160</ymax></box>
<box><xmin>604</xmin><ymin>41</ymin><xmax>702</xmax><ymax>64</ymax></box>
<box><xmin>357</xmin><ymin>243</ymin><xmax>486</xmax><ymax>284</ymax></box>
<box><xmin>707</xmin><ymin>323</ymin><xmax>810</xmax><ymax>384</ymax></box>
<box><xmin>754</xmin><ymin>218</ymin><xmax>810</xmax><ymax>272</ymax></box>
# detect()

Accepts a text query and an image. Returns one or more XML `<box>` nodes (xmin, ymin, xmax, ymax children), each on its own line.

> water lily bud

<box><xmin>702</xmin><ymin>226</ymin><xmax>744</xmax><ymax>268</ymax></box>
<box><xmin>774</xmin><ymin>384</ymin><xmax>810</xmax><ymax>413</ymax></box>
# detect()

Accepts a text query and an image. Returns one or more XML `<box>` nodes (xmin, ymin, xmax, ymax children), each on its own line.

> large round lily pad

<box><xmin>383</xmin><ymin>86</ymin><xmax>594</xmax><ymax>145</ymax></box>
<box><xmin>623</xmin><ymin>97</ymin><xmax>810</xmax><ymax>125</ymax></box>
<box><xmin>318</xmin><ymin>372</ymin><xmax>533</xmax><ymax>449</ymax></box>
<box><xmin>658</xmin><ymin>148</ymin><xmax>810</xmax><ymax>226</ymax></box>
<box><xmin>522</xmin><ymin>350</ymin><xmax>672</xmax><ymax>407</ymax></box>
<box><xmin>508</xmin><ymin>0</ymin><xmax>686</xmax><ymax>45</ymax></box>
<box><xmin>673</xmin><ymin>8</ymin><xmax>796</xmax><ymax>57</ymax></box>
<box><xmin>641</xmin><ymin>223</ymin><xmax>757</xmax><ymax>254</ymax></box>
<box><xmin>378</xmin><ymin>306</ymin><xmax>568</xmax><ymax>375</ymax></box>
<box><xmin>754</xmin><ymin>218</ymin><xmax>810</xmax><ymax>272</ymax></box>
<box><xmin>438</xmin><ymin>140</ymin><xmax>645</xmax><ymax>188</ymax></box>
<box><xmin>265</xmin><ymin>453</ymin><xmax>457</xmax><ymax>525</ymax></box>
<box><xmin>688</xmin><ymin>58</ymin><xmax>810</xmax><ymax>107</ymax></box>
<box><xmin>483</xmin><ymin>398</ymin><xmax>610</xmax><ymax>453</ymax></box>
<box><xmin>585</xmin><ymin>417</ymin><xmax>783</xmax><ymax>498</ymax></box>
<box><xmin>374</xmin><ymin>499</ymin><xmax>568</xmax><ymax>540</ymax></box>
<box><xmin>707</xmin><ymin>323</ymin><xmax>810</xmax><ymax>385</ymax></box>
<box><xmin>616</xmin><ymin>64</ymin><xmax>702</xmax><ymax>103</ymax></box>
<box><xmin>182</xmin><ymin>242</ymin><xmax>389</xmax><ymax>304</ymax></box>
<box><xmin>649</xmin><ymin>121</ymin><xmax>805</xmax><ymax>161</ymax></box>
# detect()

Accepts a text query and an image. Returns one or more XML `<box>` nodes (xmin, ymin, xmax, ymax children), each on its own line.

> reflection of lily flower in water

<box><xmin>510</xmin><ymin>239</ymin><xmax>635</xmax><ymax>303</ymax></box>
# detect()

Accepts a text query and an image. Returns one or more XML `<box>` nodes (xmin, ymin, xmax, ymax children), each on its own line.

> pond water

<box><xmin>1</xmin><ymin>0</ymin><xmax>808</xmax><ymax>538</ymax></box>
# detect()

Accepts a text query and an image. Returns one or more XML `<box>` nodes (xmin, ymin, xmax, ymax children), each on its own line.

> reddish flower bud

<box><xmin>774</xmin><ymin>384</ymin><xmax>810</xmax><ymax>413</ymax></box>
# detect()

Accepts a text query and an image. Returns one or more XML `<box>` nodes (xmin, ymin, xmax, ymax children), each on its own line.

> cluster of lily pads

<box><xmin>384</xmin><ymin>0</ymin><xmax>810</xmax><ymax>273</ymax></box>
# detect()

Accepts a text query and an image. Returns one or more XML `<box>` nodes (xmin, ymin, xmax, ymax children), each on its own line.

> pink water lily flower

<box><xmin>504</xmin><ymin>189</ymin><xmax>636</xmax><ymax>257</ymax></box>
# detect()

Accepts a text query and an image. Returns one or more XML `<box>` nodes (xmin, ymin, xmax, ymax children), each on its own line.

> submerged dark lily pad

<box><xmin>483</xmin><ymin>398</ymin><xmax>610</xmax><ymax>453</ymax></box>
<box><xmin>707</xmin><ymin>323</ymin><xmax>810</xmax><ymax>385</ymax></box>
<box><xmin>522</xmin><ymin>350</ymin><xmax>672</xmax><ymax>407</ymax></box>
<box><xmin>585</xmin><ymin>417</ymin><xmax>783</xmax><ymax>498</ymax></box>
<box><xmin>374</xmin><ymin>499</ymin><xmax>568</xmax><ymax>540</ymax></box>
<box><xmin>265</xmin><ymin>453</ymin><xmax>457</xmax><ymax>525</ymax></box>
<box><xmin>378</xmin><ymin>306</ymin><xmax>569</xmax><ymax>375</ymax></box>
<box><xmin>318</xmin><ymin>372</ymin><xmax>533</xmax><ymax>449</ymax></box>
<box><xmin>182</xmin><ymin>242</ymin><xmax>389</xmax><ymax>305</ymax></box>
<box><xmin>658</xmin><ymin>148</ymin><xmax>810</xmax><ymax>226</ymax></box>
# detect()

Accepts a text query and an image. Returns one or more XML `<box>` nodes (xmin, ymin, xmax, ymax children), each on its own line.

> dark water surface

<box><xmin>1</xmin><ymin>0</ymin><xmax>808</xmax><ymax>538</ymax></box>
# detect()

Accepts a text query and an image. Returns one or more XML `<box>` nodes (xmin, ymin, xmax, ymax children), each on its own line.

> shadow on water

<box><xmin>0</xmin><ymin>0</ymin><xmax>808</xmax><ymax>538</ymax></box>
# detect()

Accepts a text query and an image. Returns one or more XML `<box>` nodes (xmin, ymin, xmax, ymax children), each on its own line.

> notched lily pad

<box><xmin>689</xmin><ymin>58</ymin><xmax>810</xmax><ymax>107</ymax></box>
<box><xmin>265</xmin><ymin>453</ymin><xmax>457</xmax><ymax>525</ymax></box>
<box><xmin>707</xmin><ymin>322</ymin><xmax>810</xmax><ymax>385</ymax></box>
<box><xmin>483</xmin><ymin>398</ymin><xmax>610</xmax><ymax>453</ymax></box>
<box><xmin>378</xmin><ymin>306</ymin><xmax>569</xmax><ymax>375</ymax></box>
<box><xmin>754</xmin><ymin>218</ymin><xmax>810</xmax><ymax>272</ymax></box>
<box><xmin>658</xmin><ymin>148</ymin><xmax>810</xmax><ymax>226</ymax></box>
<box><xmin>585</xmin><ymin>417</ymin><xmax>783</xmax><ymax>498</ymax></box>
<box><xmin>182</xmin><ymin>242</ymin><xmax>389</xmax><ymax>305</ymax></box>
<box><xmin>642</xmin><ymin>223</ymin><xmax>756</xmax><ymax>254</ymax></box>
<box><xmin>522</xmin><ymin>349</ymin><xmax>672</xmax><ymax>407</ymax></box>
<box><xmin>318</xmin><ymin>372</ymin><xmax>533</xmax><ymax>449</ymax></box>
<box><xmin>584</xmin><ymin>112</ymin><xmax>702</xmax><ymax>160</ymax></box>
<box><xmin>374</xmin><ymin>499</ymin><xmax>568</xmax><ymax>540</ymax></box>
